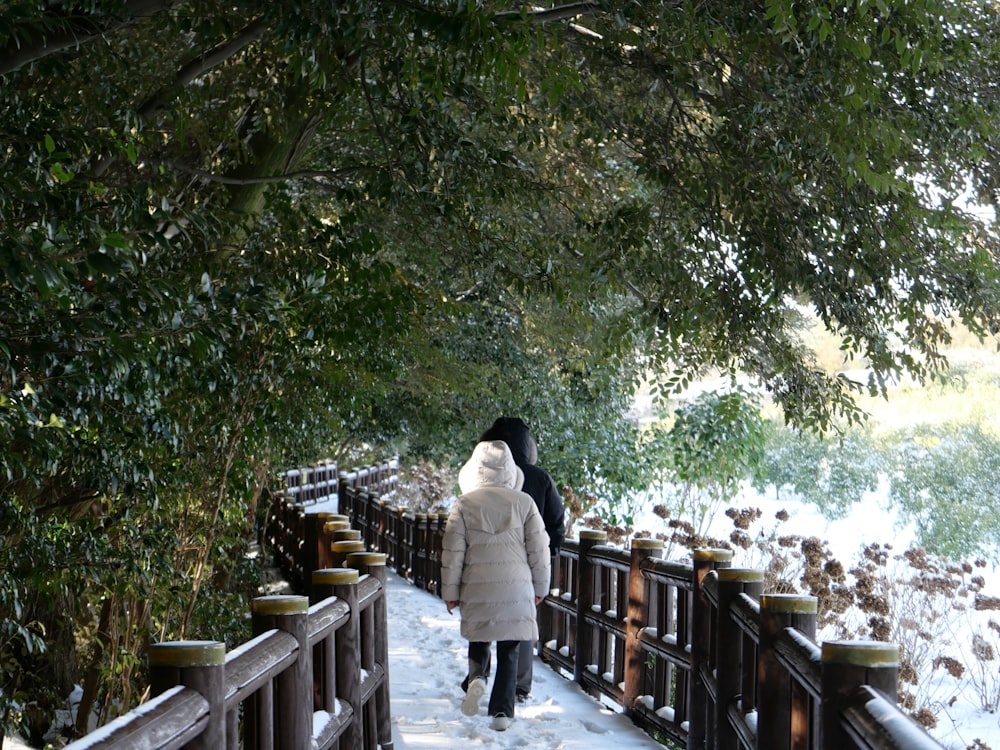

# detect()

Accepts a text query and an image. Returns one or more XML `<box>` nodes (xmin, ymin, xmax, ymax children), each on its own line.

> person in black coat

<box><xmin>479</xmin><ymin>417</ymin><xmax>566</xmax><ymax>701</ymax></box>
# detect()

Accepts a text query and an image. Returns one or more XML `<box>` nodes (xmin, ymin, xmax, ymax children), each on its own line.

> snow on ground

<box><xmin>385</xmin><ymin>571</ymin><xmax>666</xmax><ymax>749</ymax></box>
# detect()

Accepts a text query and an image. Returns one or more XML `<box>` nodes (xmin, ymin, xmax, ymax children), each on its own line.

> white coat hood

<box><xmin>458</xmin><ymin>440</ymin><xmax>524</xmax><ymax>494</ymax></box>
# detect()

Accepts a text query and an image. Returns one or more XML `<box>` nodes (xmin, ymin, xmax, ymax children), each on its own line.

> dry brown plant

<box><xmin>394</xmin><ymin>462</ymin><xmax>456</xmax><ymax>514</ymax></box>
<box><xmin>951</xmin><ymin>582</ymin><xmax>1000</xmax><ymax>714</ymax></box>
<box><xmin>645</xmin><ymin>506</ymin><xmax>979</xmax><ymax>727</ymax></box>
<box><xmin>842</xmin><ymin>543</ymin><xmax>970</xmax><ymax>723</ymax></box>
<box><xmin>562</xmin><ymin>488</ymin><xmax>590</xmax><ymax>533</ymax></box>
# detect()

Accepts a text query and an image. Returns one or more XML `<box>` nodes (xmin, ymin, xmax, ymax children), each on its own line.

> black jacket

<box><xmin>479</xmin><ymin>417</ymin><xmax>566</xmax><ymax>553</ymax></box>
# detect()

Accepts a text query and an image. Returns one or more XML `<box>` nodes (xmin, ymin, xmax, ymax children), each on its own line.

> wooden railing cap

<box><xmin>693</xmin><ymin>548</ymin><xmax>734</xmax><ymax>562</ymax></box>
<box><xmin>317</xmin><ymin>512</ymin><xmax>349</xmax><ymax>522</ymax></box>
<box><xmin>333</xmin><ymin>529</ymin><xmax>363</xmax><ymax>541</ymax></box>
<box><xmin>631</xmin><ymin>538</ymin><xmax>664</xmax><ymax>550</ymax></box>
<box><xmin>717</xmin><ymin>568</ymin><xmax>765</xmax><ymax>582</ymax></box>
<box><xmin>347</xmin><ymin>551</ymin><xmax>388</xmax><ymax>567</ymax></box>
<box><xmin>312</xmin><ymin>568</ymin><xmax>360</xmax><ymax>585</ymax></box>
<box><xmin>822</xmin><ymin>640</ymin><xmax>899</xmax><ymax>667</ymax></box>
<box><xmin>251</xmin><ymin>595</ymin><xmax>310</xmax><ymax>615</ymax></box>
<box><xmin>330</xmin><ymin>540</ymin><xmax>366</xmax><ymax>552</ymax></box>
<box><xmin>760</xmin><ymin>593</ymin><xmax>818</xmax><ymax>613</ymax></box>
<box><xmin>579</xmin><ymin>530</ymin><xmax>608</xmax><ymax>541</ymax></box>
<box><xmin>148</xmin><ymin>640</ymin><xmax>225</xmax><ymax>667</ymax></box>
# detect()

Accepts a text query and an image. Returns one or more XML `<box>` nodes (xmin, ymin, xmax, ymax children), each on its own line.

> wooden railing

<box><xmin>265</xmin><ymin>459</ymin><xmax>399</xmax><ymax>595</ymax></box>
<box><xmin>321</xmin><ymin>484</ymin><xmax>944</xmax><ymax>750</ymax></box>
<box><xmin>64</xmin><ymin>533</ymin><xmax>392</xmax><ymax>749</ymax></box>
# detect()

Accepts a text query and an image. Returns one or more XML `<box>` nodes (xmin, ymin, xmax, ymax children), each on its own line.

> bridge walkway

<box><xmin>385</xmin><ymin>570</ymin><xmax>667</xmax><ymax>749</ymax></box>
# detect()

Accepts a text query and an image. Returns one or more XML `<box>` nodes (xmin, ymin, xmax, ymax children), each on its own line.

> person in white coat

<box><xmin>441</xmin><ymin>440</ymin><xmax>551</xmax><ymax>731</ymax></box>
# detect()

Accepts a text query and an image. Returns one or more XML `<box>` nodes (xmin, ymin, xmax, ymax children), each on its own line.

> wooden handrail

<box><xmin>64</xmin><ymin>685</ymin><xmax>209</xmax><ymax>749</ymax></box>
<box><xmin>66</xmin><ymin>558</ymin><xmax>391</xmax><ymax>750</ymax></box>
<box><xmin>776</xmin><ymin>626</ymin><xmax>823</xmax><ymax>699</ymax></box>
<box><xmin>225</xmin><ymin>629</ymin><xmax>299</xmax><ymax>703</ymax></box>
<box><xmin>840</xmin><ymin>686</ymin><xmax>944</xmax><ymax>750</ymax></box>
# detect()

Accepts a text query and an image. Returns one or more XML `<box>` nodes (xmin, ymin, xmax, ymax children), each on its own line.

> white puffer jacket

<box><xmin>441</xmin><ymin>440</ymin><xmax>551</xmax><ymax>643</ymax></box>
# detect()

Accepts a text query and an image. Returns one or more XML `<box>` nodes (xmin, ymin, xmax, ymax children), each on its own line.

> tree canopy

<box><xmin>2</xmin><ymin>0</ymin><xmax>1000</xmax><ymax>741</ymax></box>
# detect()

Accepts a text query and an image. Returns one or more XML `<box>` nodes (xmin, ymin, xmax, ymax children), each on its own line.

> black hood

<box><xmin>479</xmin><ymin>417</ymin><xmax>532</xmax><ymax>465</ymax></box>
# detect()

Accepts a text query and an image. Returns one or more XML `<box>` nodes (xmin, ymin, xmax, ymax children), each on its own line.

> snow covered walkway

<box><xmin>385</xmin><ymin>570</ymin><xmax>667</xmax><ymax>749</ymax></box>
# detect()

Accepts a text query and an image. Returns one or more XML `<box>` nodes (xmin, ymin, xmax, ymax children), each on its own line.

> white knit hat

<box><xmin>458</xmin><ymin>440</ymin><xmax>525</xmax><ymax>494</ymax></box>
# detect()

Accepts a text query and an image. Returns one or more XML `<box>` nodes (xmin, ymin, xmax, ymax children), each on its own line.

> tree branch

<box><xmin>88</xmin><ymin>18</ymin><xmax>272</xmax><ymax>180</ymax></box>
<box><xmin>0</xmin><ymin>0</ymin><xmax>187</xmax><ymax>76</ymax></box>
<box><xmin>495</xmin><ymin>2</ymin><xmax>602</xmax><ymax>24</ymax></box>
<box><xmin>171</xmin><ymin>163</ymin><xmax>369</xmax><ymax>185</ymax></box>
<box><xmin>137</xmin><ymin>18</ymin><xmax>271</xmax><ymax>120</ymax></box>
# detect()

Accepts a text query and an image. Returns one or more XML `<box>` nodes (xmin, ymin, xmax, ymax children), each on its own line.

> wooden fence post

<box><xmin>537</xmin><ymin>551</ymin><xmax>555</xmax><ymax>648</ymax></box>
<box><xmin>424</xmin><ymin>514</ymin><xmax>440</xmax><ymax>595</ymax></box>
<box><xmin>348</xmin><ymin>551</ymin><xmax>393</xmax><ymax>750</ymax></box>
<box><xmin>689</xmin><ymin>548</ymin><xmax>733</xmax><ymax>750</ymax></box>
<box><xmin>332</xmin><ymin>568</ymin><xmax>364</xmax><ymax>748</ymax></box>
<box><xmin>333</xmin><ymin>528</ymin><xmax>363</xmax><ymax>546</ymax></box>
<box><xmin>251</xmin><ymin>595</ymin><xmax>312</xmax><ymax>750</ymax></box>
<box><xmin>414</xmin><ymin>513</ymin><xmax>428</xmax><ymax>590</ymax></box>
<box><xmin>821</xmin><ymin>640</ymin><xmax>899</xmax><ymax>750</ymax></box>
<box><xmin>376</xmin><ymin>498</ymin><xmax>389</xmax><ymax>557</ymax></box>
<box><xmin>539</xmin><ymin>547</ymin><xmax>566</xmax><ymax>657</ymax></box>
<box><xmin>401</xmin><ymin>510</ymin><xmax>415</xmax><ymax>580</ymax></box>
<box><xmin>715</xmin><ymin>568</ymin><xmax>764</xmax><ymax>750</ymax></box>
<box><xmin>338</xmin><ymin>484</ymin><xmax>353</xmax><ymax>520</ymax></box>
<box><xmin>366</xmin><ymin>490</ymin><xmax>383</xmax><ymax>550</ymax></box>
<box><xmin>310</xmin><ymin>567</ymin><xmax>351</xmax><ymax>725</ymax></box>
<box><xmin>435</xmin><ymin>512</ymin><xmax>449</xmax><ymax>595</ymax></box>
<box><xmin>394</xmin><ymin>506</ymin><xmax>408</xmax><ymax>577</ymax></box>
<box><xmin>148</xmin><ymin>641</ymin><xmax>226</xmax><ymax>750</ymax></box>
<box><xmin>758</xmin><ymin>594</ymin><xmax>818</xmax><ymax>750</ymax></box>
<box><xmin>304</xmin><ymin>511</ymin><xmax>342</xmax><ymax>595</ymax></box>
<box><xmin>574</xmin><ymin>530</ymin><xmax>608</xmax><ymax>686</ymax></box>
<box><xmin>325</xmin><ymin>520</ymin><xmax>352</xmax><ymax>548</ymax></box>
<box><xmin>354</xmin><ymin>489</ymin><xmax>368</xmax><ymax>547</ymax></box>
<box><xmin>624</xmin><ymin>538</ymin><xmax>664</xmax><ymax>716</ymax></box>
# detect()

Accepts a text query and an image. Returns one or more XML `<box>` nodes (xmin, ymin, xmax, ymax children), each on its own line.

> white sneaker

<box><xmin>491</xmin><ymin>714</ymin><xmax>511</xmax><ymax>731</ymax></box>
<box><xmin>461</xmin><ymin>678</ymin><xmax>485</xmax><ymax>716</ymax></box>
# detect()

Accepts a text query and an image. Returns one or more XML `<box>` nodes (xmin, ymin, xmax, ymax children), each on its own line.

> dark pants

<box><xmin>467</xmin><ymin>640</ymin><xmax>519</xmax><ymax>718</ymax></box>
<box><xmin>465</xmin><ymin>641</ymin><xmax>535</xmax><ymax>697</ymax></box>
<box><xmin>517</xmin><ymin>640</ymin><xmax>534</xmax><ymax>696</ymax></box>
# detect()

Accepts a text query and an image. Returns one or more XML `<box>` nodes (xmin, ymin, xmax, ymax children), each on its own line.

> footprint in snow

<box><xmin>580</xmin><ymin>719</ymin><xmax>610</xmax><ymax>734</ymax></box>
